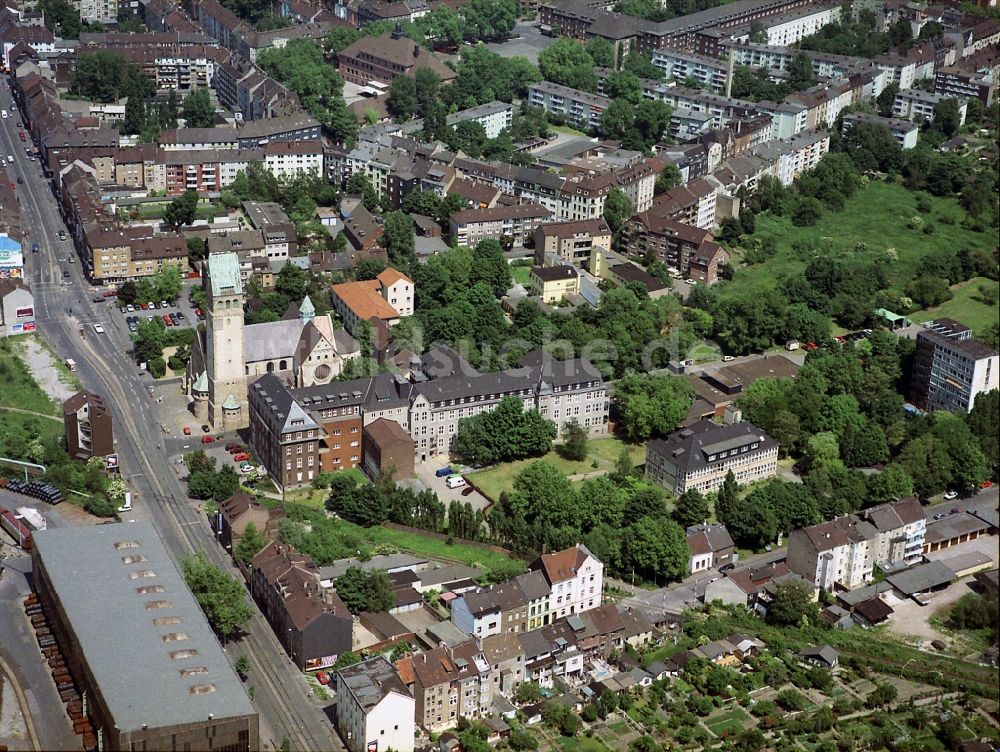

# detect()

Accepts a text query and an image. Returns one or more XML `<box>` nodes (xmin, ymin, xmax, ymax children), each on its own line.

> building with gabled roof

<box><xmin>787</xmin><ymin>514</ymin><xmax>880</xmax><ymax>591</ymax></box>
<box><xmin>686</xmin><ymin>523</ymin><xmax>736</xmax><ymax>574</ymax></box>
<box><xmin>62</xmin><ymin>390</ymin><xmax>114</xmax><ymax>460</ymax></box>
<box><xmin>330</xmin><ymin>267</ymin><xmax>414</xmax><ymax>336</ymax></box>
<box><xmin>250</xmin><ymin>541</ymin><xmax>353</xmax><ymax>671</ymax></box>
<box><xmin>530</xmin><ymin>544</ymin><xmax>603</xmax><ymax>620</ymax></box>
<box><xmin>338</xmin><ymin>26</ymin><xmax>456</xmax><ymax>86</ymax></box>
<box><xmin>861</xmin><ymin>497</ymin><xmax>926</xmax><ymax>565</ymax></box>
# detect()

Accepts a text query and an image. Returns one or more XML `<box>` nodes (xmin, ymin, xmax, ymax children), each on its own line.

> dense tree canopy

<box><xmin>453</xmin><ymin>396</ymin><xmax>557</xmax><ymax>466</ymax></box>
<box><xmin>182</xmin><ymin>552</ymin><xmax>253</xmax><ymax>639</ymax></box>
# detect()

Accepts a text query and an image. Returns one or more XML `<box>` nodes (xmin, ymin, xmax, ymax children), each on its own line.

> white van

<box><xmin>445</xmin><ymin>475</ymin><xmax>466</xmax><ymax>489</ymax></box>
<box><xmin>117</xmin><ymin>492</ymin><xmax>132</xmax><ymax>513</ymax></box>
<box><xmin>1</xmin><ymin>110</ymin><xmax>7</xmax><ymax>119</ymax></box>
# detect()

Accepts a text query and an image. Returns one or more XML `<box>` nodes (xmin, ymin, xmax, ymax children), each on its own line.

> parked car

<box><xmin>446</xmin><ymin>475</ymin><xmax>466</xmax><ymax>489</ymax></box>
<box><xmin>943</xmin><ymin>490</ymin><xmax>958</xmax><ymax>500</ymax></box>
<box><xmin>934</xmin><ymin>513</ymin><xmax>947</xmax><ymax>520</ymax></box>
<box><xmin>980</xmin><ymin>480</ymin><xmax>994</xmax><ymax>490</ymax></box>
<box><xmin>201</xmin><ymin>435</ymin><xmax>215</xmax><ymax>443</ymax></box>
<box><xmin>435</xmin><ymin>466</ymin><xmax>454</xmax><ymax>477</ymax></box>
<box><xmin>201</xmin><ymin>425</ymin><xmax>210</xmax><ymax>433</ymax></box>
<box><xmin>233</xmin><ymin>452</ymin><xmax>249</xmax><ymax>462</ymax></box>
<box><xmin>183</xmin><ymin>426</ymin><xmax>192</xmax><ymax>435</ymax></box>
<box><xmin>461</xmin><ymin>485</ymin><xmax>475</xmax><ymax>496</ymax></box>
<box><xmin>162</xmin><ymin>315</ymin><xmax>173</xmax><ymax>326</ymax></box>
<box><xmin>239</xmin><ymin>463</ymin><xmax>253</xmax><ymax>474</ymax></box>
<box><xmin>225</xmin><ymin>442</ymin><xmax>241</xmax><ymax>452</ymax></box>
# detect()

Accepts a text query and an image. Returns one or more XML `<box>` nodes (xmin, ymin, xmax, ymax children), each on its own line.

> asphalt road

<box><xmin>2</xmin><ymin>82</ymin><xmax>342</xmax><ymax>752</ymax></box>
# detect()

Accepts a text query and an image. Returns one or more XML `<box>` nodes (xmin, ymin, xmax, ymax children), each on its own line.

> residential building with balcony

<box><xmin>63</xmin><ymin>390</ymin><xmax>114</xmax><ymax>459</ymax></box>
<box><xmin>787</xmin><ymin>515</ymin><xmax>879</xmax><ymax>591</ymax></box>
<box><xmin>623</xmin><ymin>215</ymin><xmax>729</xmax><ymax>283</ymax></box>
<box><xmin>526</xmin><ymin>81</ymin><xmax>610</xmax><ymax>131</ymax></box>
<box><xmin>909</xmin><ymin>318</ymin><xmax>998</xmax><ymax>413</ymax></box>
<box><xmin>892</xmin><ymin>88</ymin><xmax>967</xmax><ymax>124</ymax></box>
<box><xmin>862</xmin><ymin>497</ymin><xmax>927</xmax><ymax>566</ymax></box>
<box><xmin>841</xmin><ymin>111</ymin><xmax>919</xmax><ymax>149</ymax></box>
<box><xmin>449</xmin><ymin>204</ymin><xmax>553</xmax><ymax>247</ymax></box>
<box><xmin>534</xmin><ymin>218</ymin><xmax>612</xmax><ymax>266</ymax></box>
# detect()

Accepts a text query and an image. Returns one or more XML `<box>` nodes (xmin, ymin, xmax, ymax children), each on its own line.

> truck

<box><xmin>65</xmin><ymin>358</ymin><xmax>76</xmax><ymax>372</ymax></box>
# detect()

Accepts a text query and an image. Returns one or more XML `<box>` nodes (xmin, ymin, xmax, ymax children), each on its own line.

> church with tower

<box><xmin>187</xmin><ymin>253</ymin><xmax>361</xmax><ymax>430</ymax></box>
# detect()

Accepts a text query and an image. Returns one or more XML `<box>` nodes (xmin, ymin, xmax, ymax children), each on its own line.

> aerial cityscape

<box><xmin>0</xmin><ymin>0</ymin><xmax>996</xmax><ymax>749</ymax></box>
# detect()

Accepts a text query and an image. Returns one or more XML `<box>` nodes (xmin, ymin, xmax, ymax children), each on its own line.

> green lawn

<box><xmin>728</xmin><ymin>181</ymin><xmax>994</xmax><ymax>296</ymax></box>
<box><xmin>554</xmin><ymin>736</ymin><xmax>612</xmax><ymax>752</ymax></box>
<box><xmin>283</xmin><ymin>468</ymin><xmax>367</xmax><ymax>508</ymax></box>
<box><xmin>706</xmin><ymin>707</ymin><xmax>750</xmax><ymax>737</ymax></box>
<box><xmin>909</xmin><ymin>276</ymin><xmax>998</xmax><ymax>333</ymax></box>
<box><xmin>512</xmin><ymin>265</ymin><xmax>532</xmax><ymax>285</ymax></box>
<box><xmin>349</xmin><ymin>521</ymin><xmax>527</xmax><ymax>573</ymax></box>
<box><xmin>469</xmin><ymin>438</ymin><xmax>645</xmax><ymax>501</ymax></box>
<box><xmin>551</xmin><ymin>125</ymin><xmax>587</xmax><ymax>137</ymax></box>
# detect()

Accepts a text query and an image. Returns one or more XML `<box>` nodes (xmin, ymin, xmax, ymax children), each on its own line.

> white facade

<box><xmin>335</xmin><ymin>661</ymin><xmax>415</xmax><ymax>752</ymax></box>
<box><xmin>380</xmin><ymin>276</ymin><xmax>413</xmax><ymax>317</ymax></box>
<box><xmin>893</xmin><ymin>89</ymin><xmax>968</xmax><ymax>124</ymax></box>
<box><xmin>761</xmin><ymin>4</ymin><xmax>841</xmax><ymax>47</ymax></box>
<box><xmin>546</xmin><ymin>549</ymin><xmax>604</xmax><ymax>620</ymax></box>
<box><xmin>264</xmin><ymin>149</ymin><xmax>324</xmax><ymax>180</ymax></box>
<box><xmin>651</xmin><ymin>51</ymin><xmax>728</xmax><ymax>92</ymax></box>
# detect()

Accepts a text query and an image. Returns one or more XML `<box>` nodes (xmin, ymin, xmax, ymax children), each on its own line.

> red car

<box><xmin>162</xmin><ymin>314</ymin><xmax>173</xmax><ymax>326</ymax></box>
<box><xmin>183</xmin><ymin>426</ymin><xmax>192</xmax><ymax>435</ymax></box>
<box><xmin>225</xmin><ymin>442</ymin><xmax>241</xmax><ymax>452</ymax></box>
<box><xmin>804</xmin><ymin>342</ymin><xmax>819</xmax><ymax>351</ymax></box>
<box><xmin>201</xmin><ymin>435</ymin><xmax>215</xmax><ymax>444</ymax></box>
<box><xmin>316</xmin><ymin>672</ymin><xmax>330</xmax><ymax>685</ymax></box>
<box><xmin>980</xmin><ymin>480</ymin><xmax>994</xmax><ymax>490</ymax></box>
<box><xmin>233</xmin><ymin>452</ymin><xmax>249</xmax><ymax>462</ymax></box>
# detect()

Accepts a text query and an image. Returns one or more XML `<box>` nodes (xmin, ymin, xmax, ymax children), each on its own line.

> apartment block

<box><xmin>651</xmin><ymin>50</ymin><xmax>728</xmax><ymax>92</ymax></box>
<box><xmin>645</xmin><ymin>420</ymin><xmax>778</xmax><ymax>495</ymax></box>
<box><xmin>623</xmin><ymin>215</ymin><xmax>729</xmax><ymax>283</ymax></box>
<box><xmin>534</xmin><ymin>218</ymin><xmax>612</xmax><ymax>267</ymax></box>
<box><xmin>406</xmin><ymin>641</ymin><xmax>494</xmax><ymax>732</ymax></box>
<box><xmin>62</xmin><ymin>390</ymin><xmax>114</xmax><ymax>459</ymax></box>
<box><xmin>787</xmin><ymin>515</ymin><xmax>879</xmax><ymax>591</ymax></box>
<box><xmin>330</xmin><ymin>268</ymin><xmax>414</xmax><ymax>336</ymax></box>
<box><xmin>892</xmin><ymin>89</ymin><xmax>967</xmax><ymax>124</ymax></box>
<box><xmin>445</xmin><ymin>101</ymin><xmax>515</xmax><ymax>140</ymax></box>
<box><xmin>248</xmin><ymin>373</ymin><xmax>325</xmax><ymax>489</ymax></box>
<box><xmin>935</xmin><ymin>64</ymin><xmax>997</xmax><ymax>106</ymax></box>
<box><xmin>250</xmin><ymin>541</ymin><xmax>353</xmax><ymax>671</ymax></box>
<box><xmin>910</xmin><ymin>318</ymin><xmax>999</xmax><ymax>413</ymax></box>
<box><xmin>450</xmin><ymin>570</ymin><xmax>552</xmax><ymax>637</ymax></box>
<box><xmin>862</xmin><ymin>498</ymin><xmax>927</xmax><ymax>566</ymax></box>
<box><xmin>335</xmin><ymin>657</ymin><xmax>415</xmax><ymax>752</ymax></box>
<box><xmin>449</xmin><ymin>204</ymin><xmax>553</xmax><ymax>247</ymax></box>
<box><xmin>841</xmin><ymin>111</ymin><xmax>919</xmax><ymax>149</ymax></box>
<box><xmin>526</xmin><ymin>81</ymin><xmax>610</xmax><ymax>131</ymax></box>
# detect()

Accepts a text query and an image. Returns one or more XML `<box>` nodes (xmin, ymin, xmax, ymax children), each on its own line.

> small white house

<box><xmin>335</xmin><ymin>656</ymin><xmax>415</xmax><ymax>752</ymax></box>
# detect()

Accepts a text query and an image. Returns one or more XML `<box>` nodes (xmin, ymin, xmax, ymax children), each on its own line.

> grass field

<box><xmin>909</xmin><ymin>276</ymin><xmax>998</xmax><ymax>332</ymax></box>
<box><xmin>346</xmin><ymin>521</ymin><xmax>527</xmax><ymax>572</ymax></box>
<box><xmin>729</xmin><ymin>181</ymin><xmax>994</xmax><ymax>296</ymax></box>
<box><xmin>282</xmin><ymin>468</ymin><xmax>367</xmax><ymax>508</ymax></box>
<box><xmin>706</xmin><ymin>708</ymin><xmax>750</xmax><ymax>737</ymax></box>
<box><xmin>469</xmin><ymin>438</ymin><xmax>645</xmax><ymax>501</ymax></box>
<box><xmin>551</xmin><ymin>125</ymin><xmax>588</xmax><ymax>137</ymax></box>
<box><xmin>512</xmin><ymin>265</ymin><xmax>532</xmax><ymax>286</ymax></box>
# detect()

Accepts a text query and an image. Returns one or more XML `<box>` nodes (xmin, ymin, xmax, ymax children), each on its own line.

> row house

<box><xmin>862</xmin><ymin>498</ymin><xmax>927</xmax><ymax>566</ymax></box>
<box><xmin>623</xmin><ymin>214</ymin><xmax>728</xmax><ymax>283</ymax></box>
<box><xmin>142</xmin><ymin>0</ymin><xmax>202</xmax><ymax>32</ymax></box>
<box><xmin>449</xmin><ymin>204</ymin><xmax>553</xmax><ymax>247</ymax></box>
<box><xmin>935</xmin><ymin>63</ymin><xmax>998</xmax><ymax>106</ymax></box>
<box><xmin>749</xmin><ymin>128</ymin><xmax>830</xmax><ymax>185</ymax></box>
<box><xmin>84</xmin><ymin>226</ymin><xmax>187</xmax><ymax>283</ymax></box>
<box><xmin>250</xmin><ymin>542</ymin><xmax>353</xmax><ymax>671</ymax></box>
<box><xmin>263</xmin><ymin>140</ymin><xmax>324</xmax><ymax>179</ymax></box>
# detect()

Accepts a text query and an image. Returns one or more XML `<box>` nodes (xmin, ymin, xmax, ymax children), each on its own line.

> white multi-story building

<box><xmin>911</xmin><ymin>319</ymin><xmax>999</xmax><ymax>413</ymax></box>
<box><xmin>446</xmin><ymin>101</ymin><xmax>515</xmax><ymax>139</ymax></box>
<box><xmin>750</xmin><ymin>3</ymin><xmax>842</xmax><ymax>47</ymax></box>
<box><xmin>76</xmin><ymin>0</ymin><xmax>118</xmax><ymax>24</ymax></box>
<box><xmin>533</xmin><ymin>544</ymin><xmax>604</xmax><ymax>621</ymax></box>
<box><xmin>787</xmin><ymin>515</ymin><xmax>878</xmax><ymax>591</ymax></box>
<box><xmin>651</xmin><ymin>50</ymin><xmax>728</xmax><ymax>92</ymax></box>
<box><xmin>335</xmin><ymin>656</ymin><xmax>415</xmax><ymax>752</ymax></box>
<box><xmin>526</xmin><ymin>81</ymin><xmax>610</xmax><ymax>131</ymax></box>
<box><xmin>893</xmin><ymin>89</ymin><xmax>967</xmax><ymax>124</ymax></box>
<box><xmin>263</xmin><ymin>140</ymin><xmax>324</xmax><ymax>180</ymax></box>
<box><xmin>646</xmin><ymin>420</ymin><xmax>779</xmax><ymax>495</ymax></box>
<box><xmin>863</xmin><ymin>498</ymin><xmax>927</xmax><ymax>566</ymax></box>
<box><xmin>841</xmin><ymin>112</ymin><xmax>919</xmax><ymax>149</ymax></box>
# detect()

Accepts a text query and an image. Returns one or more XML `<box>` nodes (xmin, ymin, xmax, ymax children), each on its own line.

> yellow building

<box><xmin>529</xmin><ymin>265</ymin><xmax>579</xmax><ymax>304</ymax></box>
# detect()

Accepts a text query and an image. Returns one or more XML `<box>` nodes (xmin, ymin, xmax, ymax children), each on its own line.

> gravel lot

<box><xmin>18</xmin><ymin>337</ymin><xmax>75</xmax><ymax>403</ymax></box>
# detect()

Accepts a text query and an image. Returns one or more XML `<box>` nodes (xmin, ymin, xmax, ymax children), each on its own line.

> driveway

<box><xmin>414</xmin><ymin>460</ymin><xmax>492</xmax><ymax>513</ymax></box>
<box><xmin>884</xmin><ymin>577</ymin><xmax>974</xmax><ymax>645</ymax></box>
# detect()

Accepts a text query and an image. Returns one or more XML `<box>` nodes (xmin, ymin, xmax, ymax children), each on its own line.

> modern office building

<box><xmin>910</xmin><ymin>318</ymin><xmax>999</xmax><ymax>413</ymax></box>
<box><xmin>31</xmin><ymin>523</ymin><xmax>258</xmax><ymax>751</ymax></box>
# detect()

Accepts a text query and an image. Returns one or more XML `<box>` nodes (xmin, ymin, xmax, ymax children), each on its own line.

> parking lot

<box><xmin>486</xmin><ymin>22</ymin><xmax>551</xmax><ymax>63</ymax></box>
<box><xmin>414</xmin><ymin>460</ymin><xmax>492</xmax><ymax>513</ymax></box>
<box><xmin>114</xmin><ymin>294</ymin><xmax>201</xmax><ymax>335</ymax></box>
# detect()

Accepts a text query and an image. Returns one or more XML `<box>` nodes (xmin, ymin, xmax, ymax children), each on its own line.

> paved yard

<box><xmin>486</xmin><ymin>22</ymin><xmax>550</xmax><ymax>63</ymax></box>
<box><xmin>885</xmin><ymin>577</ymin><xmax>976</xmax><ymax>644</ymax></box>
<box><xmin>415</xmin><ymin>460</ymin><xmax>492</xmax><ymax>513</ymax></box>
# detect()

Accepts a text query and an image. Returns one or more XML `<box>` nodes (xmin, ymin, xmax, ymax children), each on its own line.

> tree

<box><xmin>453</xmin><ymin>396</ymin><xmax>557</xmax><ymax>466</ymax></box>
<box><xmin>38</xmin><ymin>0</ymin><xmax>82</xmax><ymax>37</ymax></box>
<box><xmin>514</xmin><ymin>682</ymin><xmax>543</xmax><ymax>703</ymax></box>
<box><xmin>182</xmin><ymin>88</ymin><xmax>215</xmax><ymax>128</ymax></box>
<box><xmin>673</xmin><ymin>488</ymin><xmax>709</xmax><ymax>528</ymax></box>
<box><xmin>932</xmin><ymin>98</ymin><xmax>961</xmax><ymax>138</ymax></box>
<box><xmin>876</xmin><ymin>82</ymin><xmax>899</xmax><ymax>118</ymax></box>
<box><xmin>655</xmin><ymin>163</ymin><xmax>682</xmax><ymax>194</ymax></box>
<box><xmin>388</xmin><ymin>74</ymin><xmax>419</xmax><ymax>120</ymax></box>
<box><xmin>715</xmin><ymin>470</ymin><xmax>740</xmax><ymax>525</ymax></box>
<box><xmin>334</xmin><ymin>567</ymin><xmax>395</xmax><ymax>614</ymax></box>
<box><xmin>603</xmin><ymin>188</ymin><xmax>633</xmax><ymax>236</ymax></box>
<box><xmin>508</xmin><ymin>726</ymin><xmax>538</xmax><ymax>751</ymax></box>
<box><xmin>117</xmin><ymin>280</ymin><xmax>139</xmax><ymax>305</ymax></box>
<box><xmin>469</xmin><ymin>238</ymin><xmax>512</xmax><ymax>295</ymax></box>
<box><xmin>622</xmin><ymin>515</ymin><xmax>688</xmax><ymax>582</ymax></box>
<box><xmin>766</xmin><ymin>579</ymin><xmax>817</xmax><ymax>625</ymax></box>
<box><xmin>70</xmin><ymin>51</ymin><xmax>152</xmax><ymax>103</ymax></box>
<box><xmin>586</xmin><ymin>37</ymin><xmax>615</xmax><ymax>68</ymax></box>
<box><xmin>152</xmin><ymin>264</ymin><xmax>183</xmax><ymax>302</ymax></box>
<box><xmin>233</xmin><ymin>655</ymin><xmax>251</xmax><ymax>677</ymax></box>
<box><xmin>614</xmin><ymin>373</ymin><xmax>694</xmax><ymax>441</ymax></box>
<box><xmin>792</xmin><ymin>196</ymin><xmax>823</xmax><ymax>226</ymax></box>
<box><xmin>537</xmin><ymin>37</ymin><xmax>596</xmax><ymax>92</ymax></box>
<box><xmin>560</xmin><ymin>420</ymin><xmax>589</xmax><ymax>462</ymax></box>
<box><xmin>181</xmin><ymin>552</ymin><xmax>253</xmax><ymax>639</ymax></box>
<box><xmin>460</xmin><ymin>0</ymin><xmax>517</xmax><ymax>41</ymax></box>
<box><xmin>345</xmin><ymin>173</ymin><xmax>379</xmax><ymax>211</ymax></box>
<box><xmin>381</xmin><ymin>211</ymin><xmax>416</xmax><ymax>271</ymax></box>
<box><xmin>163</xmin><ymin>190</ymin><xmax>199</xmax><ymax>230</ymax></box>
<box><xmin>600</xmin><ymin>99</ymin><xmax>635</xmax><ymax>141</ymax></box>
<box><xmin>234</xmin><ymin>521</ymin><xmax>267</xmax><ymax>565</ymax></box>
